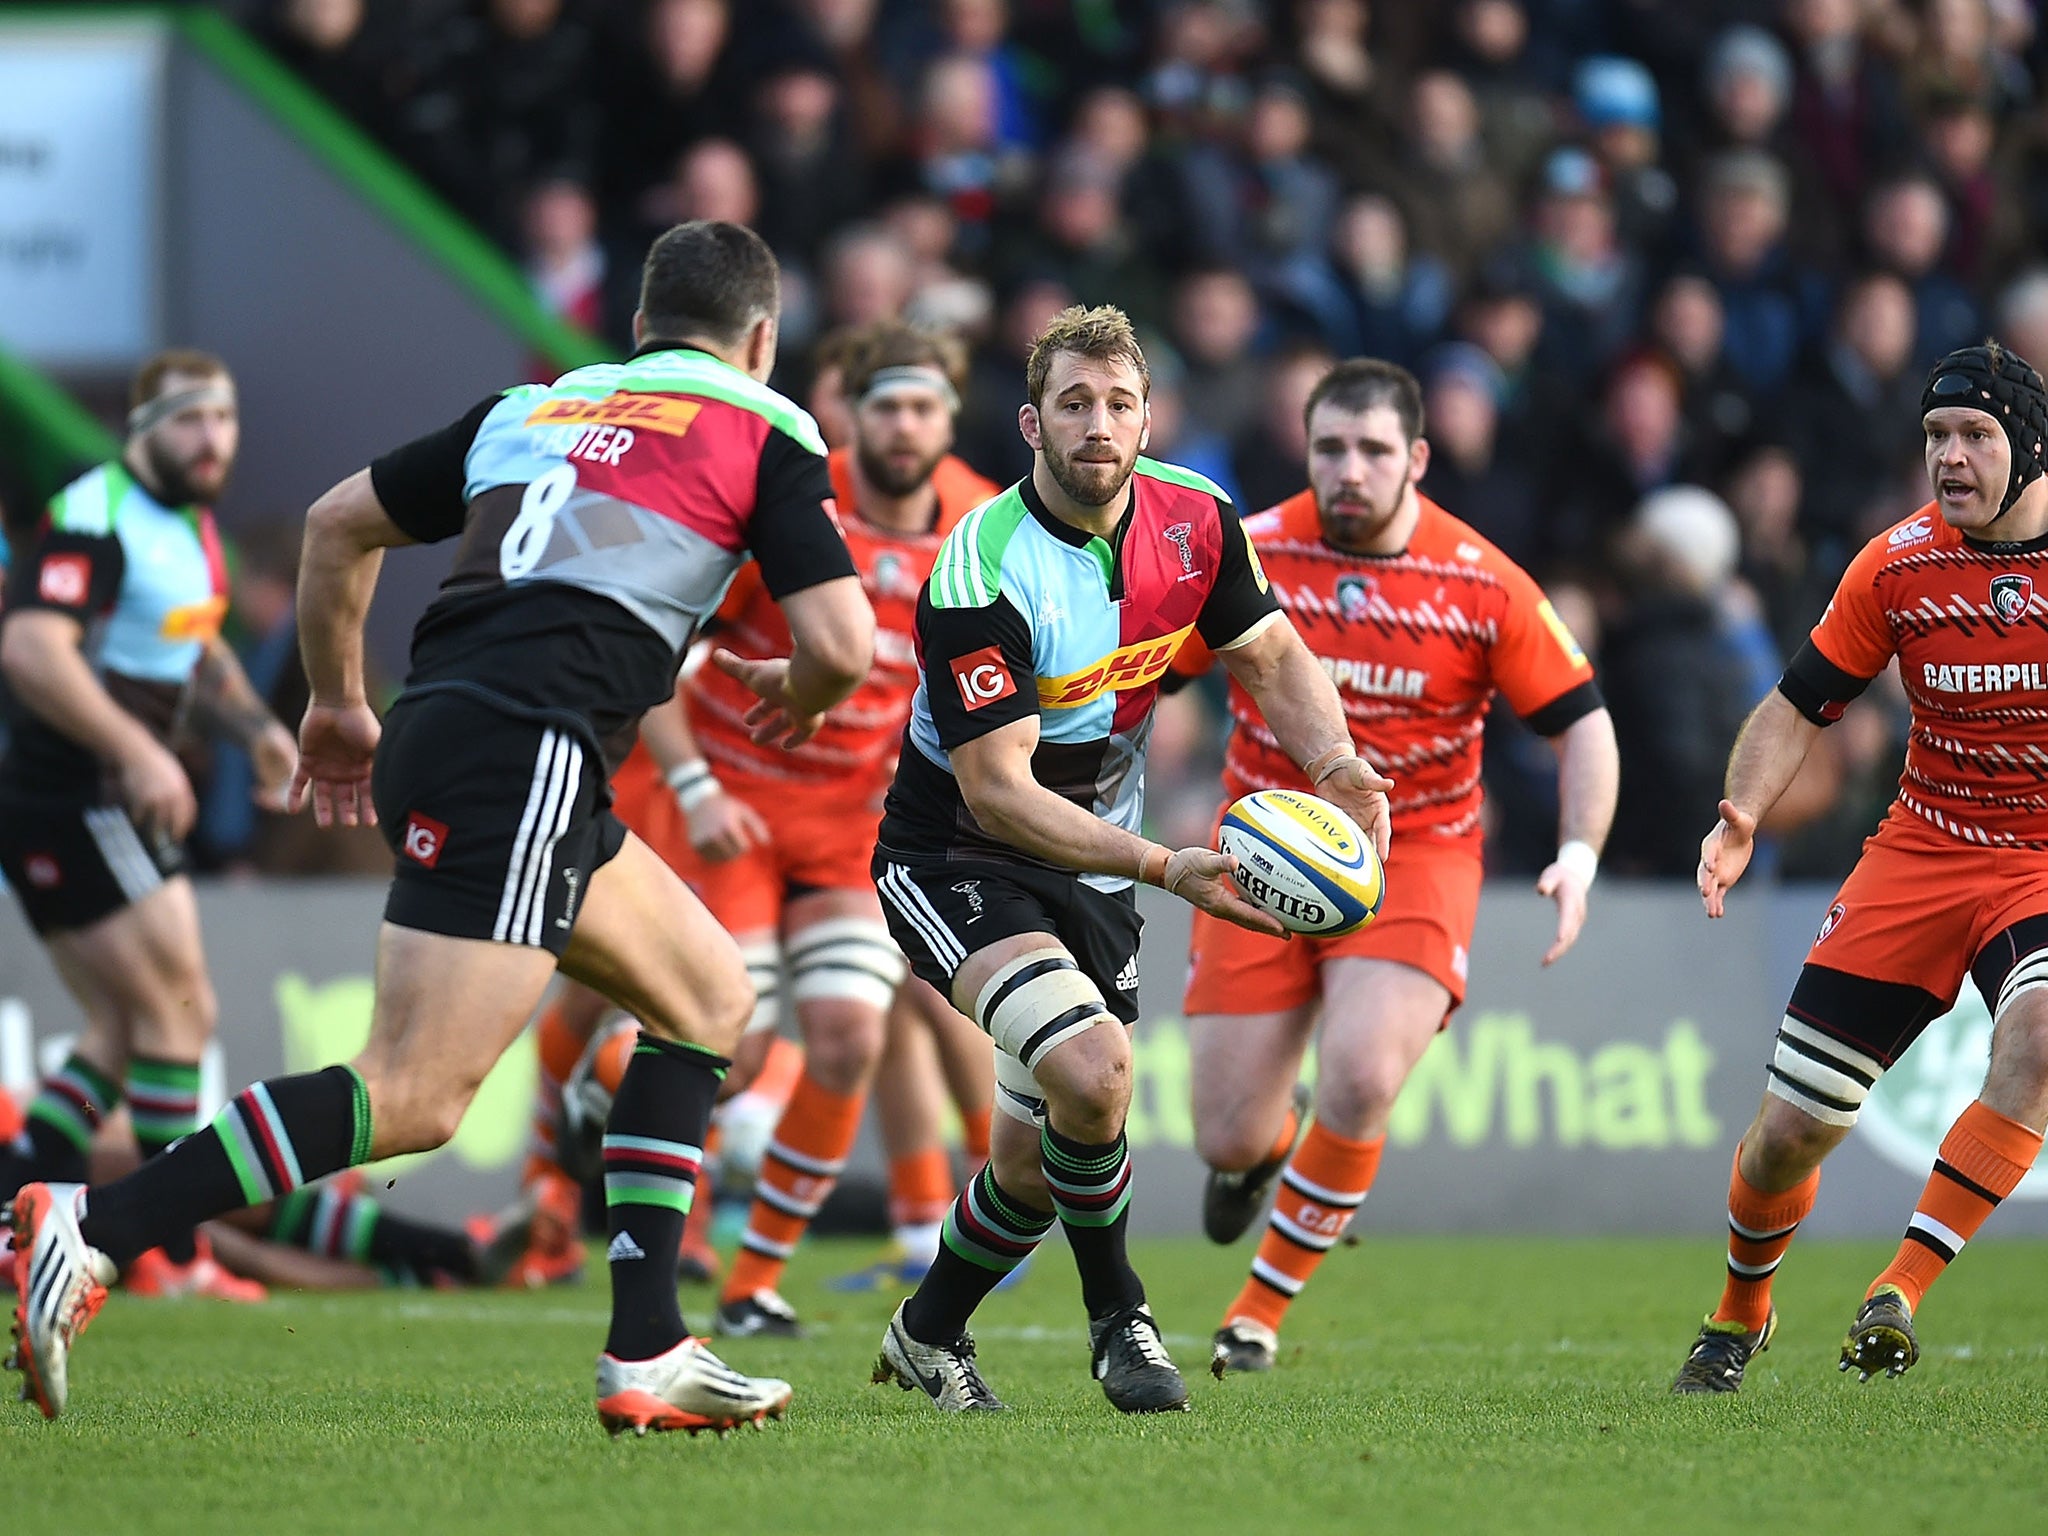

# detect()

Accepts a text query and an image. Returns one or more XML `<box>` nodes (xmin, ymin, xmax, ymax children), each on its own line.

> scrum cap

<box><xmin>1922</xmin><ymin>343</ymin><xmax>2048</xmax><ymax>514</ymax></box>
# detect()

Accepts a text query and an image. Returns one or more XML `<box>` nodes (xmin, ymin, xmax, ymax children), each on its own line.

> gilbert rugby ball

<box><xmin>1218</xmin><ymin>789</ymin><xmax>1383</xmax><ymax>936</ymax></box>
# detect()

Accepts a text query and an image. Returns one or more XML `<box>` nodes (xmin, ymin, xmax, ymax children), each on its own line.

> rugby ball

<box><xmin>1218</xmin><ymin>789</ymin><xmax>1383</xmax><ymax>936</ymax></box>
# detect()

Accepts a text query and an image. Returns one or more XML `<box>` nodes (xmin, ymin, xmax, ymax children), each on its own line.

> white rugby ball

<box><xmin>1218</xmin><ymin>789</ymin><xmax>1383</xmax><ymax>936</ymax></box>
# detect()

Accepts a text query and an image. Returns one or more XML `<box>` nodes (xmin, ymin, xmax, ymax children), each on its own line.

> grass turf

<box><xmin>10</xmin><ymin>1234</ymin><xmax>2046</xmax><ymax>1533</ymax></box>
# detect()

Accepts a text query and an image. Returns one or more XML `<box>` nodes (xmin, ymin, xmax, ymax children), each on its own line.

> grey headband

<box><xmin>127</xmin><ymin>380</ymin><xmax>236</xmax><ymax>437</ymax></box>
<box><xmin>860</xmin><ymin>365</ymin><xmax>960</xmax><ymax>413</ymax></box>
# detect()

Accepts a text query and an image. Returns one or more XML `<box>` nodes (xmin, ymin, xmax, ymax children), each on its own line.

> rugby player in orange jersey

<box><xmin>675</xmin><ymin>324</ymin><xmax>999</xmax><ymax>1337</ymax></box>
<box><xmin>1674</xmin><ymin>343</ymin><xmax>2048</xmax><ymax>1393</ymax></box>
<box><xmin>1173</xmin><ymin>359</ymin><xmax>1619</xmax><ymax>1377</ymax></box>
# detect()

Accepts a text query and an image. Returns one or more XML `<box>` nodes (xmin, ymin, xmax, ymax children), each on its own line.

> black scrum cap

<box><xmin>1922</xmin><ymin>343</ymin><xmax>2048</xmax><ymax>515</ymax></box>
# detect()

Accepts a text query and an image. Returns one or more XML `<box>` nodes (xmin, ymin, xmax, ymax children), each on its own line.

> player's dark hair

<box><xmin>131</xmin><ymin>348</ymin><xmax>230</xmax><ymax>409</ymax></box>
<box><xmin>1026</xmin><ymin>304</ymin><xmax>1149</xmax><ymax>406</ymax></box>
<box><xmin>637</xmin><ymin>221</ymin><xmax>781</xmax><ymax>347</ymax></box>
<box><xmin>1304</xmin><ymin>358</ymin><xmax>1423</xmax><ymax>444</ymax></box>
<box><xmin>845</xmin><ymin>322</ymin><xmax>969</xmax><ymax>399</ymax></box>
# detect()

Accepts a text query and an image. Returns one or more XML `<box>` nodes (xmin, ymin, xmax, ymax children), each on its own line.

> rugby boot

<box><xmin>871</xmin><ymin>1302</ymin><xmax>1004</xmax><ymax>1411</ymax></box>
<box><xmin>1672</xmin><ymin>1308</ymin><xmax>1777</xmax><ymax>1394</ymax></box>
<box><xmin>596</xmin><ymin>1336</ymin><xmax>792</xmax><ymax>1436</ymax></box>
<box><xmin>1090</xmin><ymin>1302</ymin><xmax>1190</xmax><ymax>1413</ymax></box>
<box><xmin>1210</xmin><ymin>1317</ymin><xmax>1278</xmax><ymax>1378</ymax></box>
<box><xmin>6</xmin><ymin>1183</ymin><xmax>117</xmax><ymax>1420</ymax></box>
<box><xmin>1840</xmin><ymin>1285</ymin><xmax>1919</xmax><ymax>1381</ymax></box>
<box><xmin>1202</xmin><ymin>1083</ymin><xmax>1312</xmax><ymax>1244</ymax></box>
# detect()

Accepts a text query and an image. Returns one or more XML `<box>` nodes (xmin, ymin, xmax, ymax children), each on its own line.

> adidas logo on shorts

<box><xmin>1114</xmin><ymin>954</ymin><xmax>1139</xmax><ymax>992</ymax></box>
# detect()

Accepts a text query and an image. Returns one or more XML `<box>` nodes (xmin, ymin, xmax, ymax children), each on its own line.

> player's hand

<box><xmin>687</xmin><ymin>788</ymin><xmax>770</xmax><ymax>863</ymax></box>
<box><xmin>1164</xmin><ymin>847</ymin><xmax>1290</xmax><ymax>939</ymax></box>
<box><xmin>1534</xmin><ymin>861</ymin><xmax>1589</xmax><ymax>966</ymax></box>
<box><xmin>119</xmin><ymin>737</ymin><xmax>198</xmax><ymax>845</ymax></box>
<box><xmin>1313</xmin><ymin>754</ymin><xmax>1394</xmax><ymax>861</ymax></box>
<box><xmin>712</xmin><ymin>648</ymin><xmax>827</xmax><ymax>749</ymax></box>
<box><xmin>290</xmin><ymin>701</ymin><xmax>382</xmax><ymax>829</ymax></box>
<box><xmin>1697</xmin><ymin>798</ymin><xmax>1756</xmax><ymax>919</ymax></box>
<box><xmin>248</xmin><ymin>720</ymin><xmax>299</xmax><ymax>812</ymax></box>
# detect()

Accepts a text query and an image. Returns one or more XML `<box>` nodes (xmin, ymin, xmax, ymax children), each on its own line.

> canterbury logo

<box><xmin>525</xmin><ymin>392</ymin><xmax>704</xmax><ymax>436</ymax></box>
<box><xmin>1036</xmin><ymin>625</ymin><xmax>1193</xmax><ymax>708</ymax></box>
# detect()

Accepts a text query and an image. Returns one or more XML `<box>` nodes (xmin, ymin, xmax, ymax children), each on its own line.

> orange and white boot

<box><xmin>503</xmin><ymin>1169</ymin><xmax>587</xmax><ymax>1288</ymax></box>
<box><xmin>124</xmin><ymin>1230</ymin><xmax>268</xmax><ymax>1303</ymax></box>
<box><xmin>6</xmin><ymin>1183</ymin><xmax>116</xmax><ymax>1419</ymax></box>
<box><xmin>595</xmin><ymin>1336</ymin><xmax>791</xmax><ymax>1437</ymax></box>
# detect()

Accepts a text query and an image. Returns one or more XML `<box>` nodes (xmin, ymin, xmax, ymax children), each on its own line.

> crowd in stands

<box><xmin>167</xmin><ymin>1</ymin><xmax>2048</xmax><ymax>878</ymax></box>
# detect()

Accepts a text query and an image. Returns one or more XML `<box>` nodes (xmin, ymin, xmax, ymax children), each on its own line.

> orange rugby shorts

<box><xmin>1802</xmin><ymin>806</ymin><xmax>2048</xmax><ymax>1002</ymax></box>
<box><xmin>1183</xmin><ymin>834</ymin><xmax>1483</xmax><ymax>1016</ymax></box>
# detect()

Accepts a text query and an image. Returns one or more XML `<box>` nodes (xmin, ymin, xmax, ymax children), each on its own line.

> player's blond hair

<box><xmin>1025</xmin><ymin>304</ymin><xmax>1150</xmax><ymax>407</ymax></box>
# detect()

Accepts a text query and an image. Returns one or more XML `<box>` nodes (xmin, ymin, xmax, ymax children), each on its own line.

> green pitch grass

<box><xmin>11</xmin><ymin>1235</ymin><xmax>2046</xmax><ymax>1534</ymax></box>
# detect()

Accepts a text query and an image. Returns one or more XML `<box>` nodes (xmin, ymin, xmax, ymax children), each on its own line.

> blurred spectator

<box><xmin>1996</xmin><ymin>266</ymin><xmax>2048</xmax><ymax>367</ymax></box>
<box><xmin>1452</xmin><ymin>253</ymin><xmax>1567</xmax><ymax>483</ymax></box>
<box><xmin>1784</xmin><ymin>0</ymin><xmax>1916</xmax><ymax>231</ymax></box>
<box><xmin>1725</xmin><ymin>435</ymin><xmax>1836</xmax><ymax>657</ymax></box>
<box><xmin>1001</xmin><ymin>150</ymin><xmax>1165</xmax><ymax>330</ymax></box>
<box><xmin>1394</xmin><ymin>69</ymin><xmax>1517</xmax><ymax>285</ymax></box>
<box><xmin>1574</xmin><ymin>54</ymin><xmax>1678</xmax><ymax>267</ymax></box>
<box><xmin>1441</xmin><ymin>0</ymin><xmax>1555</xmax><ymax>186</ymax></box>
<box><xmin>1649</xmin><ymin>269</ymin><xmax>1756</xmax><ymax>479</ymax></box>
<box><xmin>1783</xmin><ymin>270</ymin><xmax>1925</xmax><ymax>550</ymax></box>
<box><xmin>1231</xmin><ymin>343</ymin><xmax>1336</xmax><ymax>512</ymax></box>
<box><xmin>1546</xmin><ymin>348</ymin><xmax>1702</xmax><ymax>577</ymax></box>
<box><xmin>598</xmin><ymin>0</ymin><xmax>742</xmax><ymax>217</ymax></box>
<box><xmin>819</xmin><ymin>222</ymin><xmax>915</xmax><ymax>330</ymax></box>
<box><xmin>1526</xmin><ymin>147</ymin><xmax>1646</xmax><ymax>389</ymax></box>
<box><xmin>957</xmin><ymin>277</ymin><xmax>1074</xmax><ymax>483</ymax></box>
<box><xmin>1862</xmin><ymin>169</ymin><xmax>1983</xmax><ymax>360</ymax></box>
<box><xmin>1289</xmin><ymin>0</ymin><xmax>1397</xmax><ymax>188</ymax></box>
<box><xmin>1416</xmin><ymin>341</ymin><xmax>1537</xmax><ymax>567</ymax></box>
<box><xmin>1178</xmin><ymin>74</ymin><xmax>1341</xmax><ymax>294</ymax></box>
<box><xmin>1601</xmin><ymin>486</ymin><xmax>1777</xmax><ymax>877</ymax></box>
<box><xmin>800</xmin><ymin>0</ymin><xmax>913</xmax><ymax>161</ymax></box>
<box><xmin>880</xmin><ymin>195</ymin><xmax>992</xmax><ymax>337</ymax></box>
<box><xmin>1171</xmin><ymin>267</ymin><xmax>1266</xmax><ymax>443</ymax></box>
<box><xmin>748</xmin><ymin>50</ymin><xmax>868</xmax><ymax>267</ymax></box>
<box><xmin>1691</xmin><ymin>24</ymin><xmax>1838</xmax><ymax>264</ymax></box>
<box><xmin>1902</xmin><ymin>0</ymin><xmax>2033</xmax><ymax>119</ymax></box>
<box><xmin>1920</xmin><ymin>88</ymin><xmax>2026</xmax><ymax>284</ymax></box>
<box><xmin>935</xmin><ymin>0</ymin><xmax>1043</xmax><ymax>150</ymax></box>
<box><xmin>1693</xmin><ymin>149</ymin><xmax>1824</xmax><ymax>396</ymax></box>
<box><xmin>1143</xmin><ymin>0</ymin><xmax>1258</xmax><ymax>138</ymax></box>
<box><xmin>1286</xmin><ymin>192</ymin><xmax>1452</xmax><ymax>366</ymax></box>
<box><xmin>912</xmin><ymin>53</ymin><xmax>1029</xmax><ymax>257</ymax></box>
<box><xmin>521</xmin><ymin>176</ymin><xmax>605</xmax><ymax>334</ymax></box>
<box><xmin>1140</xmin><ymin>345</ymin><xmax>1242</xmax><ymax>508</ymax></box>
<box><xmin>260</xmin><ymin>0</ymin><xmax>396</xmax><ymax>139</ymax></box>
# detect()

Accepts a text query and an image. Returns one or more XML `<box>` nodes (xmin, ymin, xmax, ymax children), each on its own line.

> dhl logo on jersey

<box><xmin>524</xmin><ymin>392</ymin><xmax>704</xmax><ymax>436</ymax></box>
<box><xmin>160</xmin><ymin>594</ymin><xmax>228</xmax><ymax>642</ymax></box>
<box><xmin>1037</xmin><ymin>625</ymin><xmax>1194</xmax><ymax>708</ymax></box>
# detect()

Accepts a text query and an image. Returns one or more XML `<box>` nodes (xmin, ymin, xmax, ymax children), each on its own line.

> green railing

<box><xmin>0</xmin><ymin>341</ymin><xmax>119</xmax><ymax>512</ymax></box>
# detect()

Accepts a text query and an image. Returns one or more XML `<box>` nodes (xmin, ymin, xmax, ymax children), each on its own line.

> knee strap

<box><xmin>973</xmin><ymin>951</ymin><xmax>1113</xmax><ymax>1069</ymax></box>
<box><xmin>1764</xmin><ymin>1015</ymin><xmax>1884</xmax><ymax>1128</ymax></box>
<box><xmin>740</xmin><ymin>939</ymin><xmax>783</xmax><ymax>1036</ymax></box>
<box><xmin>787</xmin><ymin>917</ymin><xmax>907</xmax><ymax>1011</ymax></box>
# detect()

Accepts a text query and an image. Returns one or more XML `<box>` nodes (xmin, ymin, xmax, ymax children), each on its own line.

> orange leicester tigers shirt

<box><xmin>686</xmin><ymin>448</ymin><xmax>997</xmax><ymax>790</ymax></box>
<box><xmin>1174</xmin><ymin>491</ymin><xmax>1600</xmax><ymax>846</ymax></box>
<box><xmin>1781</xmin><ymin>502</ymin><xmax>2048</xmax><ymax>849</ymax></box>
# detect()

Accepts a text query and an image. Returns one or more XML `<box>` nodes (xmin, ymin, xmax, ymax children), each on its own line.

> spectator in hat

<box><xmin>1574</xmin><ymin>54</ymin><xmax>1679</xmax><ymax>266</ymax></box>
<box><xmin>1416</xmin><ymin>341</ymin><xmax>1538</xmax><ymax>567</ymax></box>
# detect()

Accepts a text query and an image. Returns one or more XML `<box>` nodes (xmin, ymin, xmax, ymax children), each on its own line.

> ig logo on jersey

<box><xmin>951</xmin><ymin>647</ymin><xmax>1017</xmax><ymax>711</ymax></box>
<box><xmin>1991</xmin><ymin>573</ymin><xmax>2034</xmax><ymax>623</ymax></box>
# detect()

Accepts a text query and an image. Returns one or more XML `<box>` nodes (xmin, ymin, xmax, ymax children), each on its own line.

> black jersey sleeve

<box><xmin>4</xmin><ymin>524</ymin><xmax>125</xmax><ymax>625</ymax></box>
<box><xmin>918</xmin><ymin>588</ymin><xmax>1038</xmax><ymax>749</ymax></box>
<box><xmin>747</xmin><ymin>430</ymin><xmax>858</xmax><ymax>598</ymax></box>
<box><xmin>1777</xmin><ymin>637</ymin><xmax>1873</xmax><ymax>726</ymax></box>
<box><xmin>1195</xmin><ymin>497</ymin><xmax>1282</xmax><ymax>648</ymax></box>
<box><xmin>369</xmin><ymin>393</ymin><xmax>502</xmax><ymax>545</ymax></box>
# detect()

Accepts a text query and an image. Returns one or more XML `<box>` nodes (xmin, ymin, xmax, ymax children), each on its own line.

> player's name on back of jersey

<box><xmin>1321</xmin><ymin>658</ymin><xmax>1429</xmax><ymax>700</ymax></box>
<box><xmin>1922</xmin><ymin>661</ymin><xmax>2048</xmax><ymax>694</ymax></box>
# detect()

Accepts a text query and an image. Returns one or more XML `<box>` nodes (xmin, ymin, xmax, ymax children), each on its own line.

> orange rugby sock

<box><xmin>1263</xmin><ymin>1101</ymin><xmax>1302</xmax><ymax>1164</ymax></box>
<box><xmin>1222</xmin><ymin>1122</ymin><xmax>1382</xmax><ymax>1336</ymax></box>
<box><xmin>962</xmin><ymin>1103</ymin><xmax>993</xmax><ymax>1170</ymax></box>
<box><xmin>1870</xmin><ymin>1100</ymin><xmax>2043</xmax><ymax>1311</ymax></box>
<box><xmin>523</xmin><ymin>1003</ymin><xmax>589</xmax><ymax>1185</ymax></box>
<box><xmin>887</xmin><ymin>1147</ymin><xmax>956</xmax><ymax>1232</ymax></box>
<box><xmin>721</xmin><ymin>1072</ymin><xmax>866</xmax><ymax>1301</ymax></box>
<box><xmin>1712</xmin><ymin>1148</ymin><xmax>1819</xmax><ymax>1331</ymax></box>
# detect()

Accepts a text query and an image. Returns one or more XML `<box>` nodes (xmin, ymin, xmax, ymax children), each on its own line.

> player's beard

<box><xmin>856</xmin><ymin>439</ymin><xmax>946</xmax><ymax>499</ymax></box>
<box><xmin>140</xmin><ymin>433</ymin><xmax>232</xmax><ymax>507</ymax></box>
<box><xmin>1045</xmin><ymin>436</ymin><xmax>1139</xmax><ymax>508</ymax></box>
<box><xmin>1318</xmin><ymin>478</ymin><xmax>1409</xmax><ymax>550</ymax></box>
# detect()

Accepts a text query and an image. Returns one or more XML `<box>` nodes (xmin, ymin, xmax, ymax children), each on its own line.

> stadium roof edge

<box><xmin>170</xmin><ymin>7</ymin><xmax>613</xmax><ymax>374</ymax></box>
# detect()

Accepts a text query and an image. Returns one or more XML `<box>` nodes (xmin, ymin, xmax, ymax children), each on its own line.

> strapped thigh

<box><xmin>1766</xmin><ymin>964</ymin><xmax>1946</xmax><ymax>1127</ymax></box>
<box><xmin>785</xmin><ymin>916</ymin><xmax>907</xmax><ymax>1012</ymax></box>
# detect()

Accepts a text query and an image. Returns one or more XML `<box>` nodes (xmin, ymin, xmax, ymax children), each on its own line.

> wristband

<box><xmin>666</xmin><ymin>762</ymin><xmax>722</xmax><ymax>813</ymax></box>
<box><xmin>1555</xmin><ymin>839</ymin><xmax>1599</xmax><ymax>886</ymax></box>
<box><xmin>1137</xmin><ymin>843</ymin><xmax>1170</xmax><ymax>888</ymax></box>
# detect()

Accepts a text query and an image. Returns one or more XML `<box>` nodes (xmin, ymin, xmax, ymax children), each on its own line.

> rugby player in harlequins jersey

<box><xmin>6</xmin><ymin>223</ymin><xmax>875</xmax><ymax>1435</ymax></box>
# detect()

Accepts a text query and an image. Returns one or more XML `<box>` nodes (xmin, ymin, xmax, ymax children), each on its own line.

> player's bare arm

<box><xmin>1536</xmin><ymin>706</ymin><xmax>1618</xmax><ymax>964</ymax></box>
<box><xmin>712</xmin><ymin>573</ymin><xmax>873</xmax><ymax>748</ymax></box>
<box><xmin>291</xmin><ymin>466</ymin><xmax>419</xmax><ymax>829</ymax></box>
<box><xmin>1698</xmin><ymin>690</ymin><xmax>1823</xmax><ymax>918</ymax></box>
<box><xmin>0</xmin><ymin>607</ymin><xmax>195</xmax><ymax>841</ymax></box>
<box><xmin>1215</xmin><ymin>614</ymin><xmax>1394</xmax><ymax>858</ymax></box>
<box><xmin>640</xmin><ymin>678</ymin><xmax>770</xmax><ymax>861</ymax></box>
<box><xmin>950</xmin><ymin>714</ymin><xmax>1286</xmax><ymax>938</ymax></box>
<box><xmin>190</xmin><ymin>637</ymin><xmax>299</xmax><ymax>808</ymax></box>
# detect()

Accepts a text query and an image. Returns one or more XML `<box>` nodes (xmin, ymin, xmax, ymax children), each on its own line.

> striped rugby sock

<box><xmin>721</xmin><ymin>1073</ymin><xmax>866</xmax><ymax>1304</ymax></box>
<box><xmin>128</xmin><ymin>1056</ymin><xmax>206</xmax><ymax>1262</ymax></box>
<box><xmin>271</xmin><ymin>1183</ymin><xmax>478</xmax><ymax>1284</ymax></box>
<box><xmin>602</xmin><ymin>1034</ymin><xmax>726</xmax><ymax>1361</ymax></box>
<box><xmin>1870</xmin><ymin>1099</ymin><xmax>2044</xmax><ymax>1312</ymax></box>
<box><xmin>900</xmin><ymin>1164</ymin><xmax>1053</xmax><ymax>1343</ymax></box>
<box><xmin>1224</xmin><ymin>1123</ymin><xmax>1382</xmax><ymax>1337</ymax></box>
<box><xmin>1042</xmin><ymin>1125</ymin><xmax>1144</xmax><ymax>1319</ymax></box>
<box><xmin>77</xmin><ymin>1065</ymin><xmax>373</xmax><ymax>1268</ymax></box>
<box><xmin>1712</xmin><ymin>1148</ymin><xmax>1818</xmax><ymax>1331</ymax></box>
<box><xmin>23</xmin><ymin>1053</ymin><xmax>122</xmax><ymax>1184</ymax></box>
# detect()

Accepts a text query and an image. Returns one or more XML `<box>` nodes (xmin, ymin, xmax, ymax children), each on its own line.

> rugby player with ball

<box><xmin>1169</xmin><ymin>358</ymin><xmax>1619</xmax><ymax>1377</ymax></box>
<box><xmin>867</xmin><ymin>306</ymin><xmax>1391</xmax><ymax>1415</ymax></box>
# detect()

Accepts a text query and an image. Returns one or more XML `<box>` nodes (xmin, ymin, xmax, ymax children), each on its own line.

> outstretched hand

<box><xmin>1313</xmin><ymin>755</ymin><xmax>1394</xmax><ymax>862</ymax></box>
<box><xmin>1164</xmin><ymin>847</ymin><xmax>1290</xmax><ymax>939</ymax></box>
<box><xmin>1697</xmin><ymin>799</ymin><xmax>1757</xmax><ymax>919</ymax></box>
<box><xmin>712</xmin><ymin>648</ymin><xmax>827</xmax><ymax>749</ymax></box>
<box><xmin>289</xmin><ymin>701</ymin><xmax>382</xmax><ymax>828</ymax></box>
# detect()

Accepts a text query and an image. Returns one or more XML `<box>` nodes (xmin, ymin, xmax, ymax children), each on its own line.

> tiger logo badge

<box><xmin>1990</xmin><ymin>573</ymin><xmax>2034</xmax><ymax>623</ymax></box>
